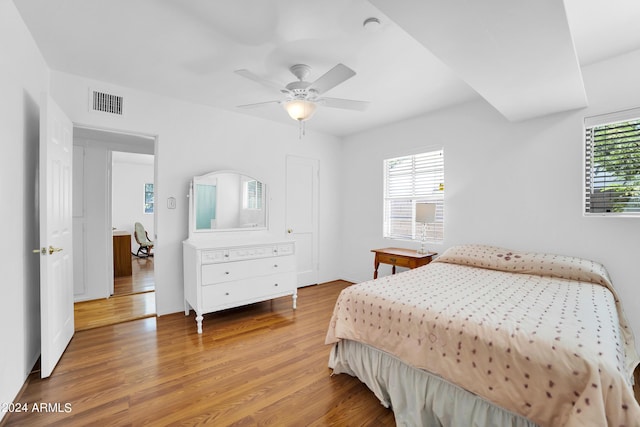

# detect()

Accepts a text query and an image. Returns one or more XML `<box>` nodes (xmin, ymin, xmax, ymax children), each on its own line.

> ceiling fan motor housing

<box><xmin>290</xmin><ymin>64</ymin><xmax>311</xmax><ymax>81</ymax></box>
<box><xmin>285</xmin><ymin>81</ymin><xmax>317</xmax><ymax>100</ymax></box>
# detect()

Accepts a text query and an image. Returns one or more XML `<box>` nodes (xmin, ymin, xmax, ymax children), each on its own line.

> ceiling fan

<box><xmin>234</xmin><ymin>63</ymin><xmax>369</xmax><ymax>124</ymax></box>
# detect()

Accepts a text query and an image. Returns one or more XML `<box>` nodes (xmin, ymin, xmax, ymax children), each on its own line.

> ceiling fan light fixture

<box><xmin>284</xmin><ymin>99</ymin><xmax>317</xmax><ymax>121</ymax></box>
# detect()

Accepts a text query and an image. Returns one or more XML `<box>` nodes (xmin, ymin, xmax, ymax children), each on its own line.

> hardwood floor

<box><xmin>74</xmin><ymin>256</ymin><xmax>155</xmax><ymax>331</ymax></box>
<box><xmin>73</xmin><ymin>292</ymin><xmax>156</xmax><ymax>331</ymax></box>
<box><xmin>114</xmin><ymin>255</ymin><xmax>155</xmax><ymax>296</ymax></box>
<box><xmin>6</xmin><ymin>281</ymin><xmax>395</xmax><ymax>426</ymax></box>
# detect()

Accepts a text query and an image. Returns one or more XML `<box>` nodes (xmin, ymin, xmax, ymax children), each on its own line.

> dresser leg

<box><xmin>292</xmin><ymin>290</ymin><xmax>298</xmax><ymax>310</ymax></box>
<box><xmin>195</xmin><ymin>312</ymin><xmax>203</xmax><ymax>334</ymax></box>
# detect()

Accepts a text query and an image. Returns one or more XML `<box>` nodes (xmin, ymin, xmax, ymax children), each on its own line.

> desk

<box><xmin>371</xmin><ymin>247</ymin><xmax>437</xmax><ymax>279</ymax></box>
<box><xmin>113</xmin><ymin>231</ymin><xmax>132</xmax><ymax>277</ymax></box>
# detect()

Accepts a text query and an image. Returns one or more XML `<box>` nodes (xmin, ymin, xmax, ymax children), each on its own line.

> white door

<box><xmin>39</xmin><ymin>95</ymin><xmax>74</xmax><ymax>378</ymax></box>
<box><xmin>285</xmin><ymin>155</ymin><xmax>319</xmax><ymax>286</ymax></box>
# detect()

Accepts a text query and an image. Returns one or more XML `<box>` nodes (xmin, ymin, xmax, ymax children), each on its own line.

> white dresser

<box><xmin>183</xmin><ymin>238</ymin><xmax>297</xmax><ymax>333</ymax></box>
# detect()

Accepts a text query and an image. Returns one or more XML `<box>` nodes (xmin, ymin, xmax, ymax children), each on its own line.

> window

<box><xmin>585</xmin><ymin>109</ymin><xmax>640</xmax><ymax>215</ymax></box>
<box><xmin>383</xmin><ymin>149</ymin><xmax>444</xmax><ymax>241</ymax></box>
<box><xmin>244</xmin><ymin>180</ymin><xmax>263</xmax><ymax>210</ymax></box>
<box><xmin>144</xmin><ymin>183</ymin><xmax>154</xmax><ymax>214</ymax></box>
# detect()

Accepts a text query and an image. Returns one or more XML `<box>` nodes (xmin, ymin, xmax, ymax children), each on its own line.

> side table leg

<box><xmin>374</xmin><ymin>257</ymin><xmax>380</xmax><ymax>279</ymax></box>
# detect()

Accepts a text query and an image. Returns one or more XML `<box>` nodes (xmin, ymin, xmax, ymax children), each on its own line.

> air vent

<box><xmin>89</xmin><ymin>89</ymin><xmax>124</xmax><ymax>116</ymax></box>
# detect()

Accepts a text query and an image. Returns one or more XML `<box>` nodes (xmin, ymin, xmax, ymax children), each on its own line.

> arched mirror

<box><xmin>188</xmin><ymin>171</ymin><xmax>267</xmax><ymax>235</ymax></box>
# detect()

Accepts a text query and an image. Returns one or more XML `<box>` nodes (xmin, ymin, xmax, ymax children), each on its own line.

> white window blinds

<box><xmin>383</xmin><ymin>149</ymin><xmax>444</xmax><ymax>240</ymax></box>
<box><xmin>585</xmin><ymin>110</ymin><xmax>640</xmax><ymax>215</ymax></box>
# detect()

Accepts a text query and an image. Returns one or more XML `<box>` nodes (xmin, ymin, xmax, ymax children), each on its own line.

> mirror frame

<box><xmin>188</xmin><ymin>170</ymin><xmax>268</xmax><ymax>236</ymax></box>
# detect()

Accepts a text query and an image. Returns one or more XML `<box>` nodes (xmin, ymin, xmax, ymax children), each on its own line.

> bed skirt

<box><xmin>329</xmin><ymin>340</ymin><xmax>538</xmax><ymax>427</ymax></box>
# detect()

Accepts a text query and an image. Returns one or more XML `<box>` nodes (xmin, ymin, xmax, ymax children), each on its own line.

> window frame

<box><xmin>243</xmin><ymin>179</ymin><xmax>263</xmax><ymax>210</ymax></box>
<box><xmin>584</xmin><ymin>108</ymin><xmax>640</xmax><ymax>217</ymax></box>
<box><xmin>383</xmin><ymin>148</ymin><xmax>445</xmax><ymax>242</ymax></box>
<box><xmin>144</xmin><ymin>182</ymin><xmax>154</xmax><ymax>214</ymax></box>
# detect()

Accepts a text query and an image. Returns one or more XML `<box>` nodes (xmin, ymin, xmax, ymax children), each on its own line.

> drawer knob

<box><xmin>274</xmin><ymin>264</ymin><xmax>278</xmax><ymax>268</ymax></box>
<box><xmin>274</xmin><ymin>283</ymin><xmax>279</xmax><ymax>287</ymax></box>
<box><xmin>225</xmin><ymin>271</ymin><xmax>230</xmax><ymax>275</ymax></box>
<box><xmin>225</xmin><ymin>292</ymin><xmax>230</xmax><ymax>296</ymax></box>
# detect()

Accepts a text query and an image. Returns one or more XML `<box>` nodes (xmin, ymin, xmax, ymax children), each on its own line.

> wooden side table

<box><xmin>371</xmin><ymin>247</ymin><xmax>437</xmax><ymax>279</ymax></box>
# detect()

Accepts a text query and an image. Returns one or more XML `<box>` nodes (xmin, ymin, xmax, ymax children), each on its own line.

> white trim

<box><xmin>584</xmin><ymin>106</ymin><xmax>640</xmax><ymax>128</ymax></box>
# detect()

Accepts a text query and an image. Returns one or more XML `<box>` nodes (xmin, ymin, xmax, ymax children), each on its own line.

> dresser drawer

<box><xmin>228</xmin><ymin>245</ymin><xmax>275</xmax><ymax>261</ymax></box>
<box><xmin>201</xmin><ymin>255</ymin><xmax>296</xmax><ymax>285</ymax></box>
<box><xmin>201</xmin><ymin>249</ymin><xmax>227</xmax><ymax>264</ymax></box>
<box><xmin>276</xmin><ymin>242</ymin><xmax>295</xmax><ymax>256</ymax></box>
<box><xmin>201</xmin><ymin>273</ymin><xmax>296</xmax><ymax>311</ymax></box>
<box><xmin>201</xmin><ymin>243</ymin><xmax>295</xmax><ymax>264</ymax></box>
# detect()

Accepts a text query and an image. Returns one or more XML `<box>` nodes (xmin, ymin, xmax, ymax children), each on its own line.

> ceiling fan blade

<box><xmin>236</xmin><ymin>100</ymin><xmax>282</xmax><ymax>109</ymax></box>
<box><xmin>234</xmin><ymin>69</ymin><xmax>286</xmax><ymax>93</ymax></box>
<box><xmin>319</xmin><ymin>97</ymin><xmax>369</xmax><ymax>111</ymax></box>
<box><xmin>307</xmin><ymin>64</ymin><xmax>356</xmax><ymax>95</ymax></box>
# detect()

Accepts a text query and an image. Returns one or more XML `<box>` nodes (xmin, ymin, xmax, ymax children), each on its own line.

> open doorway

<box><xmin>111</xmin><ymin>151</ymin><xmax>155</xmax><ymax>297</ymax></box>
<box><xmin>72</xmin><ymin>126</ymin><xmax>157</xmax><ymax>331</ymax></box>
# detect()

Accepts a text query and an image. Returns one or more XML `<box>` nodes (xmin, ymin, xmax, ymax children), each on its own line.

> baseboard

<box><xmin>339</xmin><ymin>276</ymin><xmax>367</xmax><ymax>285</ymax></box>
<box><xmin>0</xmin><ymin>369</ymin><xmax>38</xmax><ymax>427</ymax></box>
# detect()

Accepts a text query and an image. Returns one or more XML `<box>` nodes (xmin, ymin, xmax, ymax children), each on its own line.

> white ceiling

<box><xmin>13</xmin><ymin>0</ymin><xmax>640</xmax><ymax>137</ymax></box>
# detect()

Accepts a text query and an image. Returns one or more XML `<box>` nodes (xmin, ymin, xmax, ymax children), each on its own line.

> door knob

<box><xmin>287</xmin><ymin>228</ymin><xmax>293</xmax><ymax>234</ymax></box>
<box><xmin>48</xmin><ymin>246</ymin><xmax>63</xmax><ymax>255</ymax></box>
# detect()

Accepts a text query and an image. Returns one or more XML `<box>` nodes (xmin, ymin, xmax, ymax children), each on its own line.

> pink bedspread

<box><xmin>326</xmin><ymin>245</ymin><xmax>640</xmax><ymax>427</ymax></box>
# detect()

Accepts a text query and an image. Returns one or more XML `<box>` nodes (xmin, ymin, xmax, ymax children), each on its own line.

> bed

<box><xmin>325</xmin><ymin>244</ymin><xmax>640</xmax><ymax>426</ymax></box>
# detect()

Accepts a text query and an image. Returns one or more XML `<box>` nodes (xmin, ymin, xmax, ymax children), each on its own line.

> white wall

<box><xmin>341</xmin><ymin>49</ymin><xmax>640</xmax><ymax>352</ymax></box>
<box><xmin>50</xmin><ymin>71</ymin><xmax>344</xmax><ymax>316</ymax></box>
<box><xmin>112</xmin><ymin>156</ymin><xmax>155</xmax><ymax>253</ymax></box>
<box><xmin>0</xmin><ymin>0</ymin><xmax>49</xmax><ymax>419</ymax></box>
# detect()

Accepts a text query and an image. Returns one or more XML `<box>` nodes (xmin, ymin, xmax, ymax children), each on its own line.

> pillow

<box><xmin>434</xmin><ymin>244</ymin><xmax>613</xmax><ymax>287</ymax></box>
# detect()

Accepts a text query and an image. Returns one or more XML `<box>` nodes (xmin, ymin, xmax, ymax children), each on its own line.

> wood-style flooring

<box><xmin>73</xmin><ymin>292</ymin><xmax>156</xmax><ymax>331</ymax></box>
<box><xmin>74</xmin><ymin>256</ymin><xmax>155</xmax><ymax>331</ymax></box>
<box><xmin>114</xmin><ymin>255</ymin><xmax>155</xmax><ymax>296</ymax></box>
<box><xmin>6</xmin><ymin>280</ymin><xmax>395</xmax><ymax>426</ymax></box>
